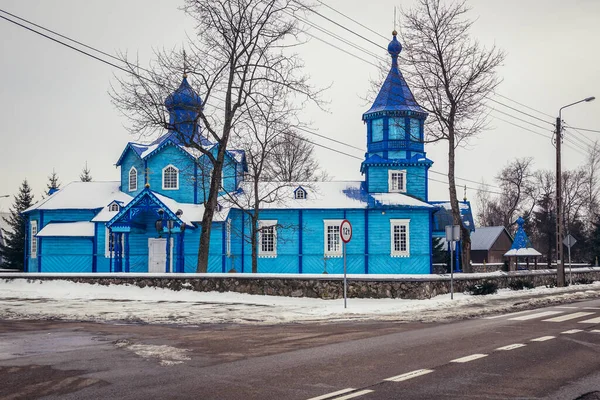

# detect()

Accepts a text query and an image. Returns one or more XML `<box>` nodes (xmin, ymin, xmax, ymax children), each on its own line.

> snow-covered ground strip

<box><xmin>2</xmin><ymin>267</ymin><xmax>599</xmax><ymax>281</ymax></box>
<box><xmin>2</xmin><ymin>279</ymin><xmax>600</xmax><ymax>325</ymax></box>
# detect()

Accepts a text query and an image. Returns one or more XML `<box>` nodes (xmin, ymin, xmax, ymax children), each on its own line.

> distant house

<box><xmin>470</xmin><ymin>226</ymin><xmax>513</xmax><ymax>264</ymax></box>
<box><xmin>0</xmin><ymin>212</ymin><xmax>10</xmax><ymax>266</ymax></box>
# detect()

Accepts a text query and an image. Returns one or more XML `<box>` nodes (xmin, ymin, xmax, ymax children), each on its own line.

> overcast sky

<box><xmin>1</xmin><ymin>0</ymin><xmax>599</xmax><ymax>216</ymax></box>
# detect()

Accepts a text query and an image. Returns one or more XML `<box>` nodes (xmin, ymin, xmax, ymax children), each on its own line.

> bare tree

<box><xmin>266</xmin><ymin>132</ymin><xmax>329</xmax><ymax>182</ymax></box>
<box><xmin>583</xmin><ymin>141</ymin><xmax>600</xmax><ymax>227</ymax></box>
<box><xmin>398</xmin><ymin>0</ymin><xmax>505</xmax><ymax>271</ymax></box>
<box><xmin>495</xmin><ymin>157</ymin><xmax>537</xmax><ymax>228</ymax></box>
<box><xmin>111</xmin><ymin>0</ymin><xmax>321</xmax><ymax>272</ymax></box>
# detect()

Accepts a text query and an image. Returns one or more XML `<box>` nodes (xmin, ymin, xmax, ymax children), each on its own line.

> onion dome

<box><xmin>387</xmin><ymin>30</ymin><xmax>402</xmax><ymax>58</ymax></box>
<box><xmin>164</xmin><ymin>75</ymin><xmax>202</xmax><ymax>110</ymax></box>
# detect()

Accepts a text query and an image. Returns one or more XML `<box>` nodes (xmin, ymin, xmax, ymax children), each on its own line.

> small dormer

<box><xmin>294</xmin><ymin>186</ymin><xmax>307</xmax><ymax>200</ymax></box>
<box><xmin>107</xmin><ymin>201</ymin><xmax>121</xmax><ymax>212</ymax></box>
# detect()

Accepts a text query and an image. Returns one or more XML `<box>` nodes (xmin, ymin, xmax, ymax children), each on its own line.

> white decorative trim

<box><xmin>226</xmin><ymin>220</ymin><xmax>231</xmax><ymax>257</ymax></box>
<box><xmin>390</xmin><ymin>219</ymin><xmax>410</xmax><ymax>257</ymax></box>
<box><xmin>128</xmin><ymin>167</ymin><xmax>138</xmax><ymax>192</ymax></box>
<box><xmin>323</xmin><ymin>219</ymin><xmax>343</xmax><ymax>257</ymax></box>
<box><xmin>105</xmin><ymin>227</ymin><xmax>124</xmax><ymax>258</ymax></box>
<box><xmin>30</xmin><ymin>220</ymin><xmax>38</xmax><ymax>258</ymax></box>
<box><xmin>388</xmin><ymin>169</ymin><xmax>407</xmax><ymax>193</ymax></box>
<box><xmin>162</xmin><ymin>164</ymin><xmax>179</xmax><ymax>190</ymax></box>
<box><xmin>258</xmin><ymin>220</ymin><xmax>277</xmax><ymax>258</ymax></box>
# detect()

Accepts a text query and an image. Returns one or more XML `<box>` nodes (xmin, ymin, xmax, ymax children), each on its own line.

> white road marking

<box><xmin>562</xmin><ymin>329</ymin><xmax>584</xmax><ymax>334</ymax></box>
<box><xmin>579</xmin><ymin>316</ymin><xmax>600</xmax><ymax>324</ymax></box>
<box><xmin>543</xmin><ymin>312</ymin><xmax>595</xmax><ymax>322</ymax></box>
<box><xmin>385</xmin><ymin>369</ymin><xmax>434</xmax><ymax>382</ymax></box>
<box><xmin>451</xmin><ymin>354</ymin><xmax>488</xmax><ymax>363</ymax></box>
<box><xmin>334</xmin><ymin>390</ymin><xmax>375</xmax><ymax>400</ymax></box>
<box><xmin>484</xmin><ymin>310</ymin><xmax>534</xmax><ymax>319</ymax></box>
<box><xmin>531</xmin><ymin>336</ymin><xmax>555</xmax><ymax>342</ymax></box>
<box><xmin>306</xmin><ymin>388</ymin><xmax>356</xmax><ymax>400</ymax></box>
<box><xmin>590</xmin><ymin>330</ymin><xmax>600</xmax><ymax>333</ymax></box>
<box><xmin>496</xmin><ymin>343</ymin><xmax>526</xmax><ymax>351</ymax></box>
<box><xmin>509</xmin><ymin>311</ymin><xmax>564</xmax><ymax>321</ymax></box>
<box><xmin>555</xmin><ymin>306</ymin><xmax>579</xmax><ymax>309</ymax></box>
<box><xmin>583</xmin><ymin>307</ymin><xmax>600</xmax><ymax>310</ymax></box>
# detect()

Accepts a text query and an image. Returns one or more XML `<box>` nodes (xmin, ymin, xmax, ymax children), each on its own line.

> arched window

<box><xmin>109</xmin><ymin>203</ymin><xmax>120</xmax><ymax>212</ymax></box>
<box><xmin>128</xmin><ymin>167</ymin><xmax>137</xmax><ymax>192</ymax></box>
<box><xmin>162</xmin><ymin>165</ymin><xmax>179</xmax><ymax>190</ymax></box>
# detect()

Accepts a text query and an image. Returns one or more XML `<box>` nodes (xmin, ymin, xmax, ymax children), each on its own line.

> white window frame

<box><xmin>30</xmin><ymin>220</ymin><xmax>38</xmax><ymax>258</ymax></box>
<box><xmin>162</xmin><ymin>164</ymin><xmax>179</xmax><ymax>190</ymax></box>
<box><xmin>324</xmin><ymin>219</ymin><xmax>343</xmax><ymax>257</ymax></box>
<box><xmin>258</xmin><ymin>220</ymin><xmax>277</xmax><ymax>258</ymax></box>
<box><xmin>388</xmin><ymin>170</ymin><xmax>407</xmax><ymax>193</ymax></box>
<box><xmin>105</xmin><ymin>227</ymin><xmax>125</xmax><ymax>258</ymax></box>
<box><xmin>390</xmin><ymin>219</ymin><xmax>410</xmax><ymax>257</ymax></box>
<box><xmin>295</xmin><ymin>188</ymin><xmax>306</xmax><ymax>199</ymax></box>
<box><xmin>128</xmin><ymin>167</ymin><xmax>138</xmax><ymax>192</ymax></box>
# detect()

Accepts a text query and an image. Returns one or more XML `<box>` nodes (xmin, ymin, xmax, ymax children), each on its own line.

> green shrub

<box><xmin>575</xmin><ymin>277</ymin><xmax>594</xmax><ymax>285</ymax></box>
<box><xmin>466</xmin><ymin>281</ymin><xmax>498</xmax><ymax>295</ymax></box>
<box><xmin>508</xmin><ymin>279</ymin><xmax>535</xmax><ymax>291</ymax></box>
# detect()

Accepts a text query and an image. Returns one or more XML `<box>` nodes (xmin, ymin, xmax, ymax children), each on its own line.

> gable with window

<box><xmin>294</xmin><ymin>187</ymin><xmax>306</xmax><ymax>199</ymax></box>
<box><xmin>324</xmin><ymin>219</ymin><xmax>342</xmax><ymax>257</ymax></box>
<box><xmin>30</xmin><ymin>220</ymin><xmax>38</xmax><ymax>258</ymax></box>
<box><xmin>128</xmin><ymin>167</ymin><xmax>137</xmax><ymax>192</ymax></box>
<box><xmin>388</xmin><ymin>170</ymin><xmax>407</xmax><ymax>193</ymax></box>
<box><xmin>390</xmin><ymin>219</ymin><xmax>410</xmax><ymax>257</ymax></box>
<box><xmin>162</xmin><ymin>165</ymin><xmax>179</xmax><ymax>190</ymax></box>
<box><xmin>258</xmin><ymin>220</ymin><xmax>277</xmax><ymax>257</ymax></box>
<box><xmin>108</xmin><ymin>202</ymin><xmax>120</xmax><ymax>212</ymax></box>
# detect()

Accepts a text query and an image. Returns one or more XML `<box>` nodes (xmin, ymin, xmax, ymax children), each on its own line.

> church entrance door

<box><xmin>148</xmin><ymin>238</ymin><xmax>167</xmax><ymax>273</ymax></box>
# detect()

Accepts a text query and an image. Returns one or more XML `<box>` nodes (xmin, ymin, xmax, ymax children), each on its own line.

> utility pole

<box><xmin>555</xmin><ymin>116</ymin><xmax>565</xmax><ymax>287</ymax></box>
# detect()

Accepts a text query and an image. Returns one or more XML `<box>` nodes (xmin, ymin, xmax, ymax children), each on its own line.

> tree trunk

<box><xmin>447</xmin><ymin>133</ymin><xmax>472</xmax><ymax>273</ymax></box>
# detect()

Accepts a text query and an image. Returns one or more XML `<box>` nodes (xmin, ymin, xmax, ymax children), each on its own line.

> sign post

<box><xmin>445</xmin><ymin>225</ymin><xmax>461</xmax><ymax>300</ymax></box>
<box><xmin>340</xmin><ymin>219</ymin><xmax>352</xmax><ymax>309</ymax></box>
<box><xmin>563</xmin><ymin>234</ymin><xmax>577</xmax><ymax>286</ymax></box>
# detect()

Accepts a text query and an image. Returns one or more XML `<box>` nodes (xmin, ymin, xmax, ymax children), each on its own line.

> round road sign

<box><xmin>340</xmin><ymin>219</ymin><xmax>352</xmax><ymax>243</ymax></box>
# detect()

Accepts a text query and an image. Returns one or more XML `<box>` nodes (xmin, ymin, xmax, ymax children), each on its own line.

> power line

<box><xmin>313</xmin><ymin>0</ymin><xmax>389</xmax><ymax>41</ymax></box>
<box><xmin>489</xmin><ymin>114</ymin><xmax>552</xmax><ymax>139</ymax></box>
<box><xmin>486</xmin><ymin>97</ymin><xmax>555</xmax><ymax>127</ymax></box>
<box><xmin>489</xmin><ymin>108</ymin><xmax>553</xmax><ymax>132</ymax></box>
<box><xmin>564</xmin><ymin>126</ymin><xmax>600</xmax><ymax>134</ymax></box>
<box><xmin>492</xmin><ymin>92</ymin><xmax>554</xmax><ymax>119</ymax></box>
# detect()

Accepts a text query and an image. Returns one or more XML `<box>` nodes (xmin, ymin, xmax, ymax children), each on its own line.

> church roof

<box><xmin>230</xmin><ymin>181</ymin><xmax>434</xmax><ymax>210</ymax></box>
<box><xmin>23</xmin><ymin>182</ymin><xmax>132</xmax><ymax>213</ymax></box>
<box><xmin>363</xmin><ymin>32</ymin><xmax>426</xmax><ymax>118</ymax></box>
<box><xmin>504</xmin><ymin>217</ymin><xmax>541</xmax><ymax>257</ymax></box>
<box><xmin>470</xmin><ymin>226</ymin><xmax>512</xmax><ymax>251</ymax></box>
<box><xmin>430</xmin><ymin>201</ymin><xmax>475</xmax><ymax>233</ymax></box>
<box><xmin>36</xmin><ymin>221</ymin><xmax>95</xmax><ymax>237</ymax></box>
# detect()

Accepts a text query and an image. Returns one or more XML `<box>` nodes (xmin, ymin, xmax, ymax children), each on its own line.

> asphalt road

<box><xmin>2</xmin><ymin>299</ymin><xmax>600</xmax><ymax>399</ymax></box>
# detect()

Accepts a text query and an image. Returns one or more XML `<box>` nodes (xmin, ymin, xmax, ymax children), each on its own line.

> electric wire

<box><xmin>313</xmin><ymin>0</ymin><xmax>389</xmax><ymax>41</ymax></box>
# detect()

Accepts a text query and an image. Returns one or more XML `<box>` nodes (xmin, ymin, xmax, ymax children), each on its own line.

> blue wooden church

<box><xmin>23</xmin><ymin>32</ymin><xmax>473</xmax><ymax>275</ymax></box>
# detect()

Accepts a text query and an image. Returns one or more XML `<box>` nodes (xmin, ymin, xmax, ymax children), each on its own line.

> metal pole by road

<box><xmin>343</xmin><ymin>241</ymin><xmax>347</xmax><ymax>309</ymax></box>
<box><xmin>568</xmin><ymin>237</ymin><xmax>572</xmax><ymax>286</ymax></box>
<box><xmin>450</xmin><ymin>242</ymin><xmax>454</xmax><ymax>300</ymax></box>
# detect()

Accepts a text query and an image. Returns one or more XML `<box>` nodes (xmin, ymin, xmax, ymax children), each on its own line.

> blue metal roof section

<box><xmin>430</xmin><ymin>200</ymin><xmax>475</xmax><ymax>234</ymax></box>
<box><xmin>509</xmin><ymin>217</ymin><xmax>534</xmax><ymax>250</ymax></box>
<box><xmin>360</xmin><ymin>153</ymin><xmax>433</xmax><ymax>173</ymax></box>
<box><xmin>164</xmin><ymin>75</ymin><xmax>202</xmax><ymax>110</ymax></box>
<box><xmin>363</xmin><ymin>32</ymin><xmax>427</xmax><ymax>119</ymax></box>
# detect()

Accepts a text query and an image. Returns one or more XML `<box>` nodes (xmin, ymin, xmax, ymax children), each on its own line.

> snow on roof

<box><xmin>153</xmin><ymin>192</ymin><xmax>228</xmax><ymax>224</ymax></box>
<box><xmin>504</xmin><ymin>248</ymin><xmax>542</xmax><ymax>257</ymax></box>
<box><xmin>36</xmin><ymin>222</ymin><xmax>95</xmax><ymax>237</ymax></box>
<box><xmin>471</xmin><ymin>226</ymin><xmax>511</xmax><ymax>251</ymax></box>
<box><xmin>24</xmin><ymin>182</ymin><xmax>132</xmax><ymax>213</ymax></box>
<box><xmin>92</xmin><ymin>197</ymin><xmax>134</xmax><ymax>223</ymax></box>
<box><xmin>229</xmin><ymin>181</ymin><xmax>433</xmax><ymax>210</ymax></box>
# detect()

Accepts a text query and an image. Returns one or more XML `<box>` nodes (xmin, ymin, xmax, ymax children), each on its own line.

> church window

<box><xmin>410</xmin><ymin>119</ymin><xmax>420</xmax><ymax>142</ymax></box>
<box><xmin>372</xmin><ymin>119</ymin><xmax>383</xmax><ymax>142</ymax></box>
<box><xmin>390</xmin><ymin>219</ymin><xmax>410</xmax><ymax>257</ymax></box>
<box><xmin>323</xmin><ymin>220</ymin><xmax>342</xmax><ymax>257</ymax></box>
<box><xmin>389</xmin><ymin>117</ymin><xmax>405</xmax><ymax>140</ymax></box>
<box><xmin>389</xmin><ymin>170</ymin><xmax>407</xmax><ymax>193</ymax></box>
<box><xmin>162</xmin><ymin>165</ymin><xmax>179</xmax><ymax>190</ymax></box>
<box><xmin>295</xmin><ymin>188</ymin><xmax>306</xmax><ymax>199</ymax></box>
<box><xmin>109</xmin><ymin>203</ymin><xmax>120</xmax><ymax>212</ymax></box>
<box><xmin>128</xmin><ymin>167</ymin><xmax>137</xmax><ymax>192</ymax></box>
<box><xmin>30</xmin><ymin>220</ymin><xmax>38</xmax><ymax>258</ymax></box>
<box><xmin>258</xmin><ymin>220</ymin><xmax>277</xmax><ymax>257</ymax></box>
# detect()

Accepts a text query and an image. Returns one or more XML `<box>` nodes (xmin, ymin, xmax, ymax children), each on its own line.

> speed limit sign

<box><xmin>340</xmin><ymin>219</ymin><xmax>352</xmax><ymax>243</ymax></box>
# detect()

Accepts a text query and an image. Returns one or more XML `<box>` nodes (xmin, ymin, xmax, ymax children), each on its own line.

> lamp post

<box><xmin>556</xmin><ymin>96</ymin><xmax>595</xmax><ymax>287</ymax></box>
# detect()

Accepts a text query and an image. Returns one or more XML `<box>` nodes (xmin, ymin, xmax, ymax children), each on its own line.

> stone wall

<box><xmin>3</xmin><ymin>268</ymin><xmax>600</xmax><ymax>300</ymax></box>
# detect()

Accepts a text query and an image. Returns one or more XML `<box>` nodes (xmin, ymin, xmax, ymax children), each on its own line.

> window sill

<box><xmin>324</xmin><ymin>254</ymin><xmax>343</xmax><ymax>258</ymax></box>
<box><xmin>161</xmin><ymin>187</ymin><xmax>179</xmax><ymax>191</ymax></box>
<box><xmin>258</xmin><ymin>254</ymin><xmax>277</xmax><ymax>258</ymax></box>
<box><xmin>391</xmin><ymin>254</ymin><xmax>410</xmax><ymax>258</ymax></box>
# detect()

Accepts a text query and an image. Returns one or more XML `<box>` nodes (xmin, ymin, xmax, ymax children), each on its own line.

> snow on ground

<box><xmin>115</xmin><ymin>340</ymin><xmax>191</xmax><ymax>366</ymax></box>
<box><xmin>1</xmin><ymin>279</ymin><xmax>600</xmax><ymax>325</ymax></box>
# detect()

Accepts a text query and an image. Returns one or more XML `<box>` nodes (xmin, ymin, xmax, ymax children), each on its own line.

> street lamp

<box><xmin>556</xmin><ymin>96</ymin><xmax>595</xmax><ymax>287</ymax></box>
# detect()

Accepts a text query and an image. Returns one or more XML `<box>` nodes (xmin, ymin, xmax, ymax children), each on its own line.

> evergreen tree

<box><xmin>0</xmin><ymin>180</ymin><xmax>35</xmax><ymax>270</ymax></box>
<box><xmin>80</xmin><ymin>162</ymin><xmax>92</xmax><ymax>182</ymax></box>
<box><xmin>432</xmin><ymin>237</ymin><xmax>450</xmax><ymax>273</ymax></box>
<box><xmin>46</xmin><ymin>169</ymin><xmax>61</xmax><ymax>196</ymax></box>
